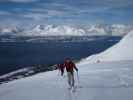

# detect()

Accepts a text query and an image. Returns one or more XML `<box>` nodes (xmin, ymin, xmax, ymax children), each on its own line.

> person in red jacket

<box><xmin>64</xmin><ymin>58</ymin><xmax>78</xmax><ymax>88</ymax></box>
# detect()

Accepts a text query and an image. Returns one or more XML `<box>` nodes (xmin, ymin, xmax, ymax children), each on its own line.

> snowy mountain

<box><xmin>0</xmin><ymin>26</ymin><xmax>20</xmax><ymax>34</ymax></box>
<box><xmin>22</xmin><ymin>24</ymin><xmax>132</xmax><ymax>36</ymax></box>
<box><xmin>0</xmin><ymin>24</ymin><xmax>132</xmax><ymax>37</ymax></box>
<box><xmin>82</xmin><ymin>30</ymin><xmax>133</xmax><ymax>63</ymax></box>
<box><xmin>111</xmin><ymin>24</ymin><xmax>132</xmax><ymax>36</ymax></box>
<box><xmin>86</xmin><ymin>24</ymin><xmax>107</xmax><ymax>36</ymax></box>
<box><xmin>23</xmin><ymin>25</ymin><xmax>86</xmax><ymax>36</ymax></box>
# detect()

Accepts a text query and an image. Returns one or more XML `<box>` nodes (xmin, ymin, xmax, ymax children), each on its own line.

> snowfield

<box><xmin>0</xmin><ymin>28</ymin><xmax>133</xmax><ymax>100</ymax></box>
<box><xmin>0</xmin><ymin>61</ymin><xmax>133</xmax><ymax>100</ymax></box>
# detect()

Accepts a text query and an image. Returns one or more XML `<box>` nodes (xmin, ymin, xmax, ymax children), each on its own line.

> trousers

<box><xmin>67</xmin><ymin>72</ymin><xmax>75</xmax><ymax>87</ymax></box>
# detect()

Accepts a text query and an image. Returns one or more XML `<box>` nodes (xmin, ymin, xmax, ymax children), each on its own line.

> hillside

<box><xmin>83</xmin><ymin>30</ymin><xmax>133</xmax><ymax>63</ymax></box>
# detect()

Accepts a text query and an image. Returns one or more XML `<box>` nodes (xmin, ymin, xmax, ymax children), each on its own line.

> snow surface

<box><xmin>0</xmin><ymin>61</ymin><xmax>133</xmax><ymax>100</ymax></box>
<box><xmin>84</xmin><ymin>30</ymin><xmax>133</xmax><ymax>63</ymax></box>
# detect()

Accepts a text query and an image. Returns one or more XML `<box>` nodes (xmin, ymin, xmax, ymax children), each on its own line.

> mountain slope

<box><xmin>84</xmin><ymin>30</ymin><xmax>133</xmax><ymax>63</ymax></box>
<box><xmin>0</xmin><ymin>61</ymin><xmax>133</xmax><ymax>100</ymax></box>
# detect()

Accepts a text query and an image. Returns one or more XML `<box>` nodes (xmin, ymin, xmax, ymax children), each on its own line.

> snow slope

<box><xmin>0</xmin><ymin>61</ymin><xmax>133</xmax><ymax>100</ymax></box>
<box><xmin>84</xmin><ymin>30</ymin><xmax>133</xmax><ymax>63</ymax></box>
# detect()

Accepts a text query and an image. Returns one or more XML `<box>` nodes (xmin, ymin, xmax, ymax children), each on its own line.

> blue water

<box><xmin>0</xmin><ymin>36</ymin><xmax>121</xmax><ymax>75</ymax></box>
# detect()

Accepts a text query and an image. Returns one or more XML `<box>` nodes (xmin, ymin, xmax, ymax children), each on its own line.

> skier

<box><xmin>57</xmin><ymin>63</ymin><xmax>65</xmax><ymax>76</ymax></box>
<box><xmin>64</xmin><ymin>58</ymin><xmax>78</xmax><ymax>89</ymax></box>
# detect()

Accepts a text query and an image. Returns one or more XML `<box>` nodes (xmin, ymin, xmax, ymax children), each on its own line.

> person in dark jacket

<box><xmin>64</xmin><ymin>58</ymin><xmax>78</xmax><ymax>88</ymax></box>
<box><xmin>57</xmin><ymin>64</ymin><xmax>65</xmax><ymax>76</ymax></box>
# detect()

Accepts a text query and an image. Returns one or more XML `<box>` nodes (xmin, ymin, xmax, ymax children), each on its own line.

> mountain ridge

<box><xmin>0</xmin><ymin>24</ymin><xmax>132</xmax><ymax>37</ymax></box>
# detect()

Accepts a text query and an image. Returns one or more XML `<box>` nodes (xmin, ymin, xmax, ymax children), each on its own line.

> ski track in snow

<box><xmin>0</xmin><ymin>61</ymin><xmax>133</xmax><ymax>100</ymax></box>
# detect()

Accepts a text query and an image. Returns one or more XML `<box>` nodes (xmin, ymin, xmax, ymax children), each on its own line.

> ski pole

<box><xmin>76</xmin><ymin>71</ymin><xmax>80</xmax><ymax>85</ymax></box>
<box><xmin>57</xmin><ymin>69</ymin><xmax>60</xmax><ymax>76</ymax></box>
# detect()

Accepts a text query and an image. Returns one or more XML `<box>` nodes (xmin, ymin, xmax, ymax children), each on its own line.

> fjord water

<box><xmin>0</xmin><ymin>36</ymin><xmax>121</xmax><ymax>75</ymax></box>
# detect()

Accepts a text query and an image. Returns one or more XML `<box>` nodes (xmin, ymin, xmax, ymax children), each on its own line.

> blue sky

<box><xmin>0</xmin><ymin>0</ymin><xmax>133</xmax><ymax>26</ymax></box>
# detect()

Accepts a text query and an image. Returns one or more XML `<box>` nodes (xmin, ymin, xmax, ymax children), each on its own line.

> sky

<box><xmin>0</xmin><ymin>0</ymin><xmax>133</xmax><ymax>26</ymax></box>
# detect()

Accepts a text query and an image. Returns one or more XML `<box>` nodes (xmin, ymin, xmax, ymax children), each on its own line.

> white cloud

<box><xmin>18</xmin><ymin>7</ymin><xmax>70</xmax><ymax>20</ymax></box>
<box><xmin>0</xmin><ymin>0</ymin><xmax>133</xmax><ymax>25</ymax></box>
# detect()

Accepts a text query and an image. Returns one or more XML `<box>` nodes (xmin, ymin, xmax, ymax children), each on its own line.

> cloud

<box><xmin>0</xmin><ymin>0</ymin><xmax>39</xmax><ymax>3</ymax></box>
<box><xmin>0</xmin><ymin>11</ymin><xmax>11</xmax><ymax>15</ymax></box>
<box><xmin>22</xmin><ymin>13</ymin><xmax>47</xmax><ymax>20</ymax></box>
<box><xmin>0</xmin><ymin>0</ymin><xmax>133</xmax><ymax>25</ymax></box>
<box><xmin>21</xmin><ymin>10</ymin><xmax>67</xmax><ymax>21</ymax></box>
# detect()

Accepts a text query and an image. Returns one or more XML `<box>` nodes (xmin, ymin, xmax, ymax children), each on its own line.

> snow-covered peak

<box><xmin>24</xmin><ymin>25</ymin><xmax>86</xmax><ymax>36</ymax></box>
<box><xmin>111</xmin><ymin>24</ymin><xmax>132</xmax><ymax>36</ymax></box>
<box><xmin>86</xmin><ymin>24</ymin><xmax>107</xmax><ymax>35</ymax></box>
<box><xmin>32</xmin><ymin>25</ymin><xmax>46</xmax><ymax>32</ymax></box>
<box><xmin>83</xmin><ymin>30</ymin><xmax>133</xmax><ymax>63</ymax></box>
<box><xmin>0</xmin><ymin>26</ymin><xmax>20</xmax><ymax>34</ymax></box>
<box><xmin>23</xmin><ymin>24</ymin><xmax>132</xmax><ymax>36</ymax></box>
<box><xmin>0</xmin><ymin>24</ymin><xmax>133</xmax><ymax>36</ymax></box>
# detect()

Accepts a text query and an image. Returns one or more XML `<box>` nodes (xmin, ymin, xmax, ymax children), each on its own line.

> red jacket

<box><xmin>64</xmin><ymin>61</ymin><xmax>78</xmax><ymax>73</ymax></box>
